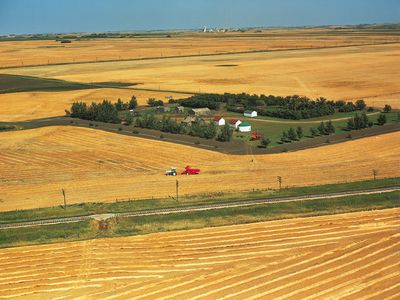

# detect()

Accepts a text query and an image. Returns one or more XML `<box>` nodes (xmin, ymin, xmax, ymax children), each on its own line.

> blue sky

<box><xmin>0</xmin><ymin>0</ymin><xmax>399</xmax><ymax>35</ymax></box>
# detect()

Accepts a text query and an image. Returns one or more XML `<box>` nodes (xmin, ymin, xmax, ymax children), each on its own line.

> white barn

<box><xmin>213</xmin><ymin>116</ymin><xmax>225</xmax><ymax>126</ymax></box>
<box><xmin>228</xmin><ymin>119</ymin><xmax>242</xmax><ymax>129</ymax></box>
<box><xmin>238</xmin><ymin>121</ymin><xmax>251</xmax><ymax>132</ymax></box>
<box><xmin>244</xmin><ymin>110</ymin><xmax>257</xmax><ymax>118</ymax></box>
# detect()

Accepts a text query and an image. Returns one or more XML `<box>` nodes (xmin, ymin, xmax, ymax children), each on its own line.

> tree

<box><xmin>259</xmin><ymin>137</ymin><xmax>271</xmax><ymax>148</ymax></box>
<box><xmin>372</xmin><ymin>169</ymin><xmax>378</xmax><ymax>180</ymax></box>
<box><xmin>280</xmin><ymin>131</ymin><xmax>289</xmax><ymax>143</ymax></box>
<box><xmin>346</xmin><ymin>118</ymin><xmax>355</xmax><ymax>130</ymax></box>
<box><xmin>397</xmin><ymin>112</ymin><xmax>400</xmax><ymax>122</ymax></box>
<box><xmin>326</xmin><ymin>120</ymin><xmax>335</xmax><ymax>134</ymax></box>
<box><xmin>124</xmin><ymin>112</ymin><xmax>133</xmax><ymax>125</ymax></box>
<box><xmin>296</xmin><ymin>126</ymin><xmax>303</xmax><ymax>139</ymax></box>
<box><xmin>128</xmin><ymin>96</ymin><xmax>138</xmax><ymax>109</ymax></box>
<box><xmin>217</xmin><ymin>124</ymin><xmax>232</xmax><ymax>142</ymax></box>
<box><xmin>377</xmin><ymin>114</ymin><xmax>387</xmax><ymax>126</ymax></box>
<box><xmin>115</xmin><ymin>98</ymin><xmax>128</xmax><ymax>111</ymax></box>
<box><xmin>147</xmin><ymin>98</ymin><xmax>163</xmax><ymax>107</ymax></box>
<box><xmin>310</xmin><ymin>127</ymin><xmax>318</xmax><ymax>137</ymax></box>
<box><xmin>355</xmin><ymin>99</ymin><xmax>366</xmax><ymax>110</ymax></box>
<box><xmin>383</xmin><ymin>104</ymin><xmax>392</xmax><ymax>113</ymax></box>
<box><xmin>318</xmin><ymin>122</ymin><xmax>326</xmax><ymax>135</ymax></box>
<box><xmin>287</xmin><ymin>127</ymin><xmax>298</xmax><ymax>141</ymax></box>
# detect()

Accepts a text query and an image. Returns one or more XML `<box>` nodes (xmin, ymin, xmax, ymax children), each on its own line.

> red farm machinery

<box><xmin>250</xmin><ymin>131</ymin><xmax>262</xmax><ymax>141</ymax></box>
<box><xmin>181</xmin><ymin>166</ymin><xmax>200</xmax><ymax>175</ymax></box>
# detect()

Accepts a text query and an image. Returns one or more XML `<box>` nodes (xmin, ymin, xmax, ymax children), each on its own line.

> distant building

<box><xmin>188</xmin><ymin>108</ymin><xmax>211</xmax><ymax>116</ymax></box>
<box><xmin>238</xmin><ymin>121</ymin><xmax>251</xmax><ymax>132</ymax></box>
<box><xmin>213</xmin><ymin>116</ymin><xmax>225</xmax><ymax>126</ymax></box>
<box><xmin>174</xmin><ymin>106</ymin><xmax>185</xmax><ymax>114</ymax></box>
<box><xmin>182</xmin><ymin>116</ymin><xmax>205</xmax><ymax>127</ymax></box>
<box><xmin>228</xmin><ymin>119</ymin><xmax>242</xmax><ymax>129</ymax></box>
<box><xmin>156</xmin><ymin>106</ymin><xmax>170</xmax><ymax>113</ymax></box>
<box><xmin>244</xmin><ymin>110</ymin><xmax>257</xmax><ymax>118</ymax></box>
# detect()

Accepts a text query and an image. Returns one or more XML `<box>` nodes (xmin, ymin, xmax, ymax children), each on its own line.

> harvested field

<box><xmin>0</xmin><ymin>126</ymin><xmax>399</xmax><ymax>212</ymax></box>
<box><xmin>1</xmin><ymin>28</ymin><xmax>399</xmax><ymax>68</ymax></box>
<box><xmin>0</xmin><ymin>89</ymin><xmax>191</xmax><ymax>122</ymax></box>
<box><xmin>0</xmin><ymin>208</ymin><xmax>399</xmax><ymax>299</ymax></box>
<box><xmin>3</xmin><ymin>43</ymin><xmax>400</xmax><ymax>110</ymax></box>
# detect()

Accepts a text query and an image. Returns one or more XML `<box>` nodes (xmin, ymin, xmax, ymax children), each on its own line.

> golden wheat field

<box><xmin>0</xmin><ymin>126</ymin><xmax>399</xmax><ymax>212</ymax></box>
<box><xmin>1</xmin><ymin>28</ymin><xmax>398</xmax><ymax>68</ymax></box>
<box><xmin>2</xmin><ymin>43</ymin><xmax>400</xmax><ymax>114</ymax></box>
<box><xmin>0</xmin><ymin>89</ymin><xmax>191</xmax><ymax>122</ymax></box>
<box><xmin>0</xmin><ymin>208</ymin><xmax>399</xmax><ymax>299</ymax></box>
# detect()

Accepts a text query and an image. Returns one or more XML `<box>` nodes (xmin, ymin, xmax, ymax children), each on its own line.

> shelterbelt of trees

<box><xmin>172</xmin><ymin>93</ymin><xmax>368</xmax><ymax>120</ymax></box>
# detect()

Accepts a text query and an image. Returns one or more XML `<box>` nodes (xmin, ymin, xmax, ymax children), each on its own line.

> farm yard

<box><xmin>0</xmin><ymin>208</ymin><xmax>399</xmax><ymax>299</ymax></box>
<box><xmin>0</xmin><ymin>126</ymin><xmax>399</xmax><ymax>212</ymax></box>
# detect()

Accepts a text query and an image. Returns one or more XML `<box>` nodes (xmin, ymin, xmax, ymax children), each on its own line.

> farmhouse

<box><xmin>228</xmin><ymin>119</ymin><xmax>242</xmax><ymax>129</ymax></box>
<box><xmin>213</xmin><ymin>116</ymin><xmax>225</xmax><ymax>126</ymax></box>
<box><xmin>244</xmin><ymin>110</ymin><xmax>257</xmax><ymax>118</ymax></box>
<box><xmin>238</xmin><ymin>121</ymin><xmax>251</xmax><ymax>132</ymax></box>
<box><xmin>189</xmin><ymin>108</ymin><xmax>211</xmax><ymax>116</ymax></box>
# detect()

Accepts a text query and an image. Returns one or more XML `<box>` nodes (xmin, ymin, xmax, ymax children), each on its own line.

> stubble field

<box><xmin>0</xmin><ymin>208</ymin><xmax>398</xmax><ymax>299</ymax></box>
<box><xmin>0</xmin><ymin>126</ymin><xmax>399</xmax><ymax>212</ymax></box>
<box><xmin>2</xmin><ymin>28</ymin><xmax>398</xmax><ymax>68</ymax></box>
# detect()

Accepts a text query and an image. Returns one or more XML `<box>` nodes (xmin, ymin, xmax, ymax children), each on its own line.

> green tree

<box><xmin>383</xmin><ymin>104</ymin><xmax>392</xmax><ymax>113</ymax></box>
<box><xmin>115</xmin><ymin>98</ymin><xmax>127</xmax><ymax>111</ymax></box>
<box><xmin>287</xmin><ymin>127</ymin><xmax>298</xmax><ymax>141</ymax></box>
<box><xmin>355</xmin><ymin>99</ymin><xmax>366</xmax><ymax>110</ymax></box>
<box><xmin>296</xmin><ymin>126</ymin><xmax>303</xmax><ymax>139</ymax></box>
<box><xmin>318</xmin><ymin>122</ymin><xmax>326</xmax><ymax>135</ymax></box>
<box><xmin>377</xmin><ymin>114</ymin><xmax>387</xmax><ymax>125</ymax></box>
<box><xmin>259</xmin><ymin>137</ymin><xmax>271</xmax><ymax>148</ymax></box>
<box><xmin>346</xmin><ymin>118</ymin><xmax>355</xmax><ymax>130</ymax></box>
<box><xmin>124</xmin><ymin>112</ymin><xmax>133</xmax><ymax>125</ymax></box>
<box><xmin>326</xmin><ymin>120</ymin><xmax>335</xmax><ymax>134</ymax></box>
<box><xmin>310</xmin><ymin>127</ymin><xmax>318</xmax><ymax>137</ymax></box>
<box><xmin>217</xmin><ymin>124</ymin><xmax>232</xmax><ymax>142</ymax></box>
<box><xmin>128</xmin><ymin>96</ymin><xmax>138</xmax><ymax>109</ymax></box>
<box><xmin>281</xmin><ymin>131</ymin><xmax>289</xmax><ymax>143</ymax></box>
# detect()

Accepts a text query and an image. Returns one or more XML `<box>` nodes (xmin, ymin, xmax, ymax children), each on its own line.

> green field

<box><xmin>228</xmin><ymin>111</ymin><xmax>398</xmax><ymax>147</ymax></box>
<box><xmin>0</xmin><ymin>191</ymin><xmax>398</xmax><ymax>248</ymax></box>
<box><xmin>1</xmin><ymin>177</ymin><xmax>398</xmax><ymax>225</ymax></box>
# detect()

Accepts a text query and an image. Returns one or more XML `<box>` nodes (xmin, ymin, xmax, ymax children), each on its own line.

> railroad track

<box><xmin>1</xmin><ymin>187</ymin><xmax>399</xmax><ymax>230</ymax></box>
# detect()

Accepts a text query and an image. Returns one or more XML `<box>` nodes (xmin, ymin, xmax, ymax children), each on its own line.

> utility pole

<box><xmin>62</xmin><ymin>188</ymin><xmax>67</xmax><ymax>210</ymax></box>
<box><xmin>277</xmin><ymin>176</ymin><xmax>282</xmax><ymax>192</ymax></box>
<box><xmin>372</xmin><ymin>169</ymin><xmax>378</xmax><ymax>181</ymax></box>
<box><xmin>176</xmin><ymin>180</ymin><xmax>179</xmax><ymax>202</ymax></box>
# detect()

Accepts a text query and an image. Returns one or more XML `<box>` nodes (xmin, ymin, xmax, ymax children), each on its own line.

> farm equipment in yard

<box><xmin>250</xmin><ymin>131</ymin><xmax>262</xmax><ymax>141</ymax></box>
<box><xmin>165</xmin><ymin>167</ymin><xmax>177</xmax><ymax>176</ymax></box>
<box><xmin>181</xmin><ymin>166</ymin><xmax>200</xmax><ymax>175</ymax></box>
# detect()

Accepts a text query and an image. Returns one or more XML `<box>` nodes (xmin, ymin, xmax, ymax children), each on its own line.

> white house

<box><xmin>228</xmin><ymin>119</ymin><xmax>242</xmax><ymax>129</ymax></box>
<box><xmin>238</xmin><ymin>121</ymin><xmax>251</xmax><ymax>132</ymax></box>
<box><xmin>213</xmin><ymin>116</ymin><xmax>225</xmax><ymax>126</ymax></box>
<box><xmin>244</xmin><ymin>110</ymin><xmax>257</xmax><ymax>118</ymax></box>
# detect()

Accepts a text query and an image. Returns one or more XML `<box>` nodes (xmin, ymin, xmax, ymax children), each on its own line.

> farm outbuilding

<box><xmin>238</xmin><ymin>121</ymin><xmax>251</xmax><ymax>132</ymax></box>
<box><xmin>156</xmin><ymin>106</ymin><xmax>170</xmax><ymax>113</ymax></box>
<box><xmin>228</xmin><ymin>119</ymin><xmax>242</xmax><ymax>129</ymax></box>
<box><xmin>213</xmin><ymin>116</ymin><xmax>225</xmax><ymax>126</ymax></box>
<box><xmin>182</xmin><ymin>116</ymin><xmax>205</xmax><ymax>127</ymax></box>
<box><xmin>174</xmin><ymin>106</ymin><xmax>185</xmax><ymax>114</ymax></box>
<box><xmin>189</xmin><ymin>108</ymin><xmax>211</xmax><ymax>116</ymax></box>
<box><xmin>244</xmin><ymin>110</ymin><xmax>257</xmax><ymax>118</ymax></box>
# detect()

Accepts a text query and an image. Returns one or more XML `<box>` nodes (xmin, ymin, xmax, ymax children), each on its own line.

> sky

<box><xmin>0</xmin><ymin>0</ymin><xmax>399</xmax><ymax>35</ymax></box>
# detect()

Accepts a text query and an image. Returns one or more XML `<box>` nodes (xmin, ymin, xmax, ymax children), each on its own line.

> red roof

<box><xmin>229</xmin><ymin>119</ymin><xmax>240</xmax><ymax>124</ymax></box>
<box><xmin>213</xmin><ymin>116</ymin><xmax>223</xmax><ymax>121</ymax></box>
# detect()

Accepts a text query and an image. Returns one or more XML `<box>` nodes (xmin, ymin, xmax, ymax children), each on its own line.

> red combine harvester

<box><xmin>250</xmin><ymin>131</ymin><xmax>262</xmax><ymax>141</ymax></box>
<box><xmin>181</xmin><ymin>166</ymin><xmax>200</xmax><ymax>175</ymax></box>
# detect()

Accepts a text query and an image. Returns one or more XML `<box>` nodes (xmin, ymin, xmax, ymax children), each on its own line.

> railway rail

<box><xmin>0</xmin><ymin>186</ymin><xmax>398</xmax><ymax>230</ymax></box>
